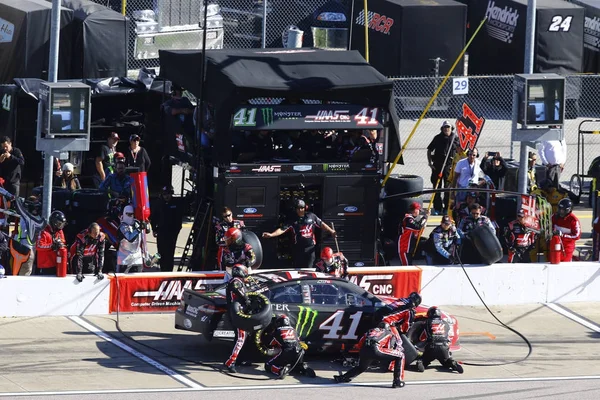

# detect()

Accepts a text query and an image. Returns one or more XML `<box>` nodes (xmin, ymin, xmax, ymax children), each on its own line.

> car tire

<box><xmin>470</xmin><ymin>225</ymin><xmax>503</xmax><ymax>265</ymax></box>
<box><xmin>242</xmin><ymin>231</ymin><xmax>263</xmax><ymax>269</ymax></box>
<box><xmin>401</xmin><ymin>333</ymin><xmax>419</xmax><ymax>365</ymax></box>
<box><xmin>229</xmin><ymin>292</ymin><xmax>273</xmax><ymax>332</ymax></box>
<box><xmin>385</xmin><ymin>174</ymin><xmax>424</xmax><ymax>196</ymax></box>
<box><xmin>33</xmin><ymin>186</ymin><xmax>72</xmax><ymax>212</ymax></box>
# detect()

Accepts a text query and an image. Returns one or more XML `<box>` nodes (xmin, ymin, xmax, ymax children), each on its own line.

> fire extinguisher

<box><xmin>549</xmin><ymin>233</ymin><xmax>563</xmax><ymax>264</ymax></box>
<box><xmin>56</xmin><ymin>247</ymin><xmax>68</xmax><ymax>277</ymax></box>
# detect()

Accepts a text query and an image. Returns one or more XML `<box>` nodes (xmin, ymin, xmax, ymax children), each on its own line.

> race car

<box><xmin>175</xmin><ymin>270</ymin><xmax>460</xmax><ymax>353</ymax></box>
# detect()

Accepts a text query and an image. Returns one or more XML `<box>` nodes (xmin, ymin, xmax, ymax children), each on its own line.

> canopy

<box><xmin>158</xmin><ymin>48</ymin><xmax>400</xmax><ymax>165</ymax></box>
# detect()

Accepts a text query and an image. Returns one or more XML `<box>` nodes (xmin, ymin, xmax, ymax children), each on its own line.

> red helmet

<box><xmin>224</xmin><ymin>227</ymin><xmax>242</xmax><ymax>246</ymax></box>
<box><xmin>409</xmin><ymin>201</ymin><xmax>421</xmax><ymax>211</ymax></box>
<box><xmin>231</xmin><ymin>263</ymin><xmax>249</xmax><ymax>279</ymax></box>
<box><xmin>321</xmin><ymin>247</ymin><xmax>334</xmax><ymax>265</ymax></box>
<box><xmin>114</xmin><ymin>152</ymin><xmax>126</xmax><ymax>163</ymax></box>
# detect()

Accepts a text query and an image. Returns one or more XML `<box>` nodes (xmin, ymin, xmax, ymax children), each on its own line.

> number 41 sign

<box><xmin>452</xmin><ymin>77</ymin><xmax>469</xmax><ymax>95</ymax></box>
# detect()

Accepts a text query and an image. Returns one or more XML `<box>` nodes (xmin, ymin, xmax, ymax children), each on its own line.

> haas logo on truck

<box><xmin>354</xmin><ymin>10</ymin><xmax>394</xmax><ymax>35</ymax></box>
<box><xmin>251</xmin><ymin>165</ymin><xmax>281</xmax><ymax>172</ymax></box>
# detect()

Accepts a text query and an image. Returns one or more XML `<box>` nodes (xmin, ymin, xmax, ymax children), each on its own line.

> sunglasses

<box><xmin>224</xmin><ymin>213</ymin><xmax>232</xmax><ymax>218</ymax></box>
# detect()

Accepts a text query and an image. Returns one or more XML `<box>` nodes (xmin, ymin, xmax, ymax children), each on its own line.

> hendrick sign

<box><xmin>231</xmin><ymin>105</ymin><xmax>384</xmax><ymax>130</ymax></box>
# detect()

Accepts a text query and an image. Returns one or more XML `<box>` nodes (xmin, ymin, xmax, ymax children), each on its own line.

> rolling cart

<box><xmin>569</xmin><ymin>119</ymin><xmax>600</xmax><ymax>206</ymax></box>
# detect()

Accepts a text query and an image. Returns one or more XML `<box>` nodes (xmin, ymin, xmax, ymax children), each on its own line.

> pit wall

<box><xmin>0</xmin><ymin>263</ymin><xmax>598</xmax><ymax>317</ymax></box>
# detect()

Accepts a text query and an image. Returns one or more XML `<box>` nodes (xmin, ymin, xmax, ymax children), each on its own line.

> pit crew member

<box><xmin>551</xmin><ymin>198</ymin><xmax>581</xmax><ymax>262</ymax></box>
<box><xmin>398</xmin><ymin>202</ymin><xmax>428</xmax><ymax>266</ymax></box>
<box><xmin>35</xmin><ymin>211</ymin><xmax>67</xmax><ymax>276</ymax></box>
<box><xmin>73</xmin><ymin>222</ymin><xmax>106</xmax><ymax>282</ymax></box>
<box><xmin>415</xmin><ymin>306</ymin><xmax>463</xmax><ymax>373</ymax></box>
<box><xmin>215</xmin><ymin>206</ymin><xmax>245</xmax><ymax>246</ymax></box>
<box><xmin>314</xmin><ymin>246</ymin><xmax>348</xmax><ymax>278</ymax></box>
<box><xmin>425</xmin><ymin>215</ymin><xmax>462</xmax><ymax>265</ymax></box>
<box><xmin>217</xmin><ymin>228</ymin><xmax>256</xmax><ymax>277</ymax></box>
<box><xmin>504</xmin><ymin>209</ymin><xmax>537</xmax><ymax>263</ymax></box>
<box><xmin>224</xmin><ymin>264</ymin><xmax>252</xmax><ymax>373</ymax></box>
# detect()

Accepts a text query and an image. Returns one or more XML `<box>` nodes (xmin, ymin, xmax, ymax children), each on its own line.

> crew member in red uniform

<box><xmin>551</xmin><ymin>198</ymin><xmax>581</xmax><ymax>262</ymax></box>
<box><xmin>217</xmin><ymin>228</ymin><xmax>256</xmax><ymax>277</ymax></box>
<box><xmin>214</xmin><ymin>206</ymin><xmax>245</xmax><ymax>246</ymax></box>
<box><xmin>398</xmin><ymin>202</ymin><xmax>428</xmax><ymax>265</ymax></box>
<box><xmin>72</xmin><ymin>222</ymin><xmax>106</xmax><ymax>282</ymax></box>
<box><xmin>504</xmin><ymin>209</ymin><xmax>537</xmax><ymax>263</ymax></box>
<box><xmin>314</xmin><ymin>247</ymin><xmax>348</xmax><ymax>278</ymax></box>
<box><xmin>263</xmin><ymin>199</ymin><xmax>336</xmax><ymax>268</ymax></box>
<box><xmin>35</xmin><ymin>211</ymin><xmax>67</xmax><ymax>276</ymax></box>
<box><xmin>224</xmin><ymin>264</ymin><xmax>252</xmax><ymax>374</ymax></box>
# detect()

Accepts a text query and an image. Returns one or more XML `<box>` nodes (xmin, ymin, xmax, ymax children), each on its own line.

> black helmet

<box><xmin>49</xmin><ymin>210</ymin><xmax>67</xmax><ymax>231</ymax></box>
<box><xmin>276</xmin><ymin>314</ymin><xmax>291</xmax><ymax>328</ymax></box>
<box><xmin>377</xmin><ymin>321</ymin><xmax>390</xmax><ymax>330</ymax></box>
<box><xmin>408</xmin><ymin>291</ymin><xmax>422</xmax><ymax>308</ymax></box>
<box><xmin>558</xmin><ymin>198</ymin><xmax>572</xmax><ymax>218</ymax></box>
<box><xmin>231</xmin><ymin>264</ymin><xmax>249</xmax><ymax>279</ymax></box>
<box><xmin>294</xmin><ymin>198</ymin><xmax>306</xmax><ymax>209</ymax></box>
<box><xmin>427</xmin><ymin>306</ymin><xmax>441</xmax><ymax>319</ymax></box>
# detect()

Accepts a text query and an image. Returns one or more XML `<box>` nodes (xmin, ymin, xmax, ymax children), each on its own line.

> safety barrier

<box><xmin>1</xmin><ymin>263</ymin><xmax>598</xmax><ymax>317</ymax></box>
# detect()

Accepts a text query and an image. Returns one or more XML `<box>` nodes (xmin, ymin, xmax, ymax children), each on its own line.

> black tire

<box><xmin>569</xmin><ymin>174</ymin><xmax>582</xmax><ymax>205</ymax></box>
<box><xmin>470</xmin><ymin>225</ymin><xmax>503</xmax><ymax>265</ymax></box>
<box><xmin>385</xmin><ymin>174</ymin><xmax>424</xmax><ymax>195</ymax></box>
<box><xmin>242</xmin><ymin>230</ymin><xmax>263</xmax><ymax>269</ymax></box>
<box><xmin>72</xmin><ymin>189</ymin><xmax>109</xmax><ymax>212</ymax></box>
<box><xmin>401</xmin><ymin>333</ymin><xmax>419</xmax><ymax>365</ymax></box>
<box><xmin>229</xmin><ymin>292</ymin><xmax>273</xmax><ymax>332</ymax></box>
<box><xmin>33</xmin><ymin>186</ymin><xmax>73</xmax><ymax>212</ymax></box>
<box><xmin>494</xmin><ymin>196</ymin><xmax>517</xmax><ymax>221</ymax></box>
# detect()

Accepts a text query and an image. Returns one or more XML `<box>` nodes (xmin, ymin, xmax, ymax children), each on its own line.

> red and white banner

<box><xmin>108</xmin><ymin>267</ymin><xmax>422</xmax><ymax>313</ymax></box>
<box><xmin>521</xmin><ymin>195</ymin><xmax>541</xmax><ymax>232</ymax></box>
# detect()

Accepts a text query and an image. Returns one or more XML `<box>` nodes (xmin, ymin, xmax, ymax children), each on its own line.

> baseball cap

<box><xmin>130</xmin><ymin>134</ymin><xmax>140</xmax><ymax>141</ymax></box>
<box><xmin>441</xmin><ymin>215</ymin><xmax>452</xmax><ymax>225</ymax></box>
<box><xmin>109</xmin><ymin>132</ymin><xmax>120</xmax><ymax>140</ymax></box>
<box><xmin>441</xmin><ymin>120</ymin><xmax>452</xmax><ymax>128</ymax></box>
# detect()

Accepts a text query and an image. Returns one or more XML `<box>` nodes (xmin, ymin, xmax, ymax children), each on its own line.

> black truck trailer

<box><xmin>158</xmin><ymin>48</ymin><xmax>403</xmax><ymax>269</ymax></box>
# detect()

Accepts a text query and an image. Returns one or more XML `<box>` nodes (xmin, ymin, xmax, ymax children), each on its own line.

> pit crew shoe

<box><xmin>334</xmin><ymin>375</ymin><xmax>351</xmax><ymax>383</ymax></box>
<box><xmin>392</xmin><ymin>379</ymin><xmax>405</xmax><ymax>388</ymax></box>
<box><xmin>279</xmin><ymin>366</ymin><xmax>290</xmax><ymax>379</ymax></box>
<box><xmin>416</xmin><ymin>360</ymin><xmax>425</xmax><ymax>372</ymax></box>
<box><xmin>226</xmin><ymin>364</ymin><xmax>237</xmax><ymax>374</ymax></box>
<box><xmin>450</xmin><ymin>360</ymin><xmax>464</xmax><ymax>374</ymax></box>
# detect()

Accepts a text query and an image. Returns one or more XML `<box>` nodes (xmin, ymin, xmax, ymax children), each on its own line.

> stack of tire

<box><xmin>32</xmin><ymin>186</ymin><xmax>73</xmax><ymax>214</ymax></box>
<box><xmin>382</xmin><ymin>174</ymin><xmax>424</xmax><ymax>259</ymax></box>
<box><xmin>68</xmin><ymin>189</ymin><xmax>109</xmax><ymax>242</ymax></box>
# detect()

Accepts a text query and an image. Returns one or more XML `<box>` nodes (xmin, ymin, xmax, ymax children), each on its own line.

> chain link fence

<box><xmin>92</xmin><ymin>0</ymin><xmax>351</xmax><ymax>71</ymax></box>
<box><xmin>390</xmin><ymin>75</ymin><xmax>600</xmax><ymax>195</ymax></box>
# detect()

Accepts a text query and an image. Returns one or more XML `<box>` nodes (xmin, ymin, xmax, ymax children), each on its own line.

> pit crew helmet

<box><xmin>224</xmin><ymin>227</ymin><xmax>243</xmax><ymax>246</ymax></box>
<box><xmin>294</xmin><ymin>198</ymin><xmax>306</xmax><ymax>210</ymax></box>
<box><xmin>321</xmin><ymin>247</ymin><xmax>334</xmax><ymax>266</ymax></box>
<box><xmin>558</xmin><ymin>198</ymin><xmax>573</xmax><ymax>218</ymax></box>
<box><xmin>276</xmin><ymin>314</ymin><xmax>291</xmax><ymax>328</ymax></box>
<box><xmin>427</xmin><ymin>306</ymin><xmax>441</xmax><ymax>319</ymax></box>
<box><xmin>231</xmin><ymin>263</ymin><xmax>249</xmax><ymax>279</ymax></box>
<box><xmin>49</xmin><ymin>210</ymin><xmax>67</xmax><ymax>231</ymax></box>
<box><xmin>408</xmin><ymin>291</ymin><xmax>422</xmax><ymax>308</ymax></box>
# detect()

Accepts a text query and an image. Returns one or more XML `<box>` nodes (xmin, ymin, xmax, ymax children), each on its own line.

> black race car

<box><xmin>175</xmin><ymin>270</ymin><xmax>460</xmax><ymax>353</ymax></box>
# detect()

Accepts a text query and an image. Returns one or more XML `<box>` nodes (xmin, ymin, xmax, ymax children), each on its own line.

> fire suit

<box><xmin>314</xmin><ymin>252</ymin><xmax>348</xmax><ymax>278</ymax></box>
<box><xmin>417</xmin><ymin>314</ymin><xmax>461</xmax><ymax>371</ymax></box>
<box><xmin>264</xmin><ymin>325</ymin><xmax>308</xmax><ymax>377</ymax></box>
<box><xmin>552</xmin><ymin>213</ymin><xmax>581</xmax><ymax>262</ymax></box>
<box><xmin>73</xmin><ymin>229</ymin><xmax>106</xmax><ymax>275</ymax></box>
<box><xmin>337</xmin><ymin>323</ymin><xmax>406</xmax><ymax>384</ymax></box>
<box><xmin>117</xmin><ymin>220</ymin><xmax>145</xmax><ymax>272</ymax></box>
<box><xmin>217</xmin><ymin>242</ymin><xmax>256</xmax><ymax>271</ymax></box>
<box><xmin>427</xmin><ymin>225</ymin><xmax>462</xmax><ymax>265</ymax></box>
<box><xmin>504</xmin><ymin>220</ymin><xmax>536</xmax><ymax>263</ymax></box>
<box><xmin>35</xmin><ymin>225</ymin><xmax>66</xmax><ymax>275</ymax></box>
<box><xmin>398</xmin><ymin>213</ymin><xmax>427</xmax><ymax>266</ymax></box>
<box><xmin>225</xmin><ymin>277</ymin><xmax>250</xmax><ymax>369</ymax></box>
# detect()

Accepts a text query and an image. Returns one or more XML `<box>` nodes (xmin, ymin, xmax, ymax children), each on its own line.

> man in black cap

<box><xmin>151</xmin><ymin>185</ymin><xmax>184</xmax><ymax>272</ymax></box>
<box><xmin>426</xmin><ymin>121</ymin><xmax>458</xmax><ymax>215</ymax></box>
<box><xmin>94</xmin><ymin>132</ymin><xmax>119</xmax><ymax>188</ymax></box>
<box><xmin>125</xmin><ymin>134</ymin><xmax>152</xmax><ymax>173</ymax></box>
<box><xmin>263</xmin><ymin>199</ymin><xmax>336</xmax><ymax>268</ymax></box>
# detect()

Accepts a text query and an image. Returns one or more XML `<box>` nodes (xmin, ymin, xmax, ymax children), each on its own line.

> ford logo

<box><xmin>344</xmin><ymin>206</ymin><xmax>358</xmax><ymax>212</ymax></box>
<box><xmin>293</xmin><ymin>165</ymin><xmax>312</xmax><ymax>172</ymax></box>
<box><xmin>354</xmin><ymin>262</ymin><xmax>365</xmax><ymax>267</ymax></box>
<box><xmin>243</xmin><ymin>208</ymin><xmax>257</xmax><ymax>214</ymax></box>
<box><xmin>365</xmin><ymin>164</ymin><xmax>373</xmax><ymax>168</ymax></box>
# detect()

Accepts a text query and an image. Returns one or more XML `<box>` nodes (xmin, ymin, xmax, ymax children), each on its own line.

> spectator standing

<box><xmin>55</xmin><ymin>163</ymin><xmax>81</xmax><ymax>191</ymax></box>
<box><xmin>151</xmin><ymin>185</ymin><xmax>184</xmax><ymax>272</ymax></box>
<box><xmin>0</xmin><ymin>136</ymin><xmax>25</xmax><ymax>197</ymax></box>
<box><xmin>480</xmin><ymin>152</ymin><xmax>507</xmax><ymax>189</ymax></box>
<box><xmin>536</xmin><ymin>139</ymin><xmax>567</xmax><ymax>188</ymax></box>
<box><xmin>452</xmin><ymin>148</ymin><xmax>483</xmax><ymax>204</ymax></box>
<box><xmin>94</xmin><ymin>132</ymin><xmax>119</xmax><ymax>188</ymax></box>
<box><xmin>125</xmin><ymin>134</ymin><xmax>152</xmax><ymax>173</ymax></box>
<box><xmin>427</xmin><ymin>121</ymin><xmax>458</xmax><ymax>215</ymax></box>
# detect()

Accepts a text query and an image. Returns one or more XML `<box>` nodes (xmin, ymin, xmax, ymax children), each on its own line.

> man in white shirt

<box><xmin>536</xmin><ymin>140</ymin><xmax>567</xmax><ymax>188</ymax></box>
<box><xmin>451</xmin><ymin>149</ymin><xmax>482</xmax><ymax>203</ymax></box>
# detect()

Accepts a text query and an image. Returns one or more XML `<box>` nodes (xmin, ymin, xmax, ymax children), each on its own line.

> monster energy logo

<box><xmin>261</xmin><ymin>108</ymin><xmax>274</xmax><ymax>126</ymax></box>
<box><xmin>296</xmin><ymin>306</ymin><xmax>318</xmax><ymax>337</ymax></box>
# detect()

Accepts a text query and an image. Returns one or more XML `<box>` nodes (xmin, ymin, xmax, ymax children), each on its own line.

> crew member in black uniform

<box><xmin>458</xmin><ymin>203</ymin><xmax>495</xmax><ymax>264</ymax></box>
<box><xmin>263</xmin><ymin>199</ymin><xmax>336</xmax><ymax>268</ymax></box>
<box><xmin>224</xmin><ymin>264</ymin><xmax>252</xmax><ymax>373</ymax></box>
<box><xmin>263</xmin><ymin>315</ymin><xmax>316</xmax><ymax>379</ymax></box>
<box><xmin>314</xmin><ymin>246</ymin><xmax>348</xmax><ymax>278</ymax></box>
<box><xmin>72</xmin><ymin>222</ymin><xmax>106</xmax><ymax>282</ymax></box>
<box><xmin>504</xmin><ymin>209</ymin><xmax>537</xmax><ymax>263</ymax></box>
<box><xmin>150</xmin><ymin>185</ymin><xmax>184</xmax><ymax>272</ymax></box>
<box><xmin>415</xmin><ymin>306</ymin><xmax>463</xmax><ymax>373</ymax></box>
<box><xmin>214</xmin><ymin>206</ymin><xmax>245</xmax><ymax>247</ymax></box>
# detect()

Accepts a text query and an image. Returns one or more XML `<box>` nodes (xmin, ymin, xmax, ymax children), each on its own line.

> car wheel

<box><xmin>229</xmin><ymin>292</ymin><xmax>273</xmax><ymax>332</ymax></box>
<box><xmin>470</xmin><ymin>225</ymin><xmax>503</xmax><ymax>265</ymax></box>
<box><xmin>242</xmin><ymin>231</ymin><xmax>263</xmax><ymax>269</ymax></box>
